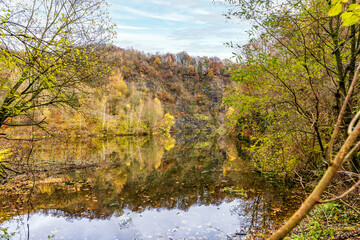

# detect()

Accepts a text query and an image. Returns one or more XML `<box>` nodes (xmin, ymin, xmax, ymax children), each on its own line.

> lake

<box><xmin>0</xmin><ymin>133</ymin><xmax>301</xmax><ymax>239</ymax></box>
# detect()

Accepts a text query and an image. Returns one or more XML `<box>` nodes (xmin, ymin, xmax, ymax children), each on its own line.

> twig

<box><xmin>319</xmin><ymin>179</ymin><xmax>360</xmax><ymax>203</ymax></box>
<box><xmin>295</xmin><ymin>170</ymin><xmax>306</xmax><ymax>190</ymax></box>
<box><xmin>268</xmin><ymin>63</ymin><xmax>360</xmax><ymax>239</ymax></box>
<box><xmin>340</xmin><ymin>170</ymin><xmax>360</xmax><ymax>178</ymax></box>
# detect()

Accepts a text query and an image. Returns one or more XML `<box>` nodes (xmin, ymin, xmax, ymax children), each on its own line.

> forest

<box><xmin>1</xmin><ymin>0</ymin><xmax>360</xmax><ymax>239</ymax></box>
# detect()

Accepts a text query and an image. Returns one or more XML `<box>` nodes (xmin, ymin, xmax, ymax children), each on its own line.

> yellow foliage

<box><xmin>109</xmin><ymin>71</ymin><xmax>128</xmax><ymax>95</ymax></box>
<box><xmin>154</xmin><ymin>98</ymin><xmax>164</xmax><ymax>119</ymax></box>
<box><xmin>222</xmin><ymin>164</ymin><xmax>232</xmax><ymax>176</ymax></box>
<box><xmin>162</xmin><ymin>113</ymin><xmax>175</xmax><ymax>132</ymax></box>
<box><xmin>207</xmin><ymin>68</ymin><xmax>214</xmax><ymax>78</ymax></box>
<box><xmin>163</xmin><ymin>134</ymin><xmax>175</xmax><ymax>151</ymax></box>
<box><xmin>226</xmin><ymin>146</ymin><xmax>238</xmax><ymax>162</ymax></box>
<box><xmin>154</xmin><ymin>97</ymin><xmax>161</xmax><ymax>106</ymax></box>
<box><xmin>187</xmin><ymin>65</ymin><xmax>195</xmax><ymax>74</ymax></box>
<box><xmin>153</xmin><ymin>57</ymin><xmax>161</xmax><ymax>65</ymax></box>
<box><xmin>118</xmin><ymin>80</ymin><xmax>128</xmax><ymax>96</ymax></box>
<box><xmin>154</xmin><ymin>151</ymin><xmax>163</xmax><ymax>169</ymax></box>
<box><xmin>0</xmin><ymin>149</ymin><xmax>10</xmax><ymax>162</ymax></box>
<box><xmin>143</xmin><ymin>97</ymin><xmax>164</xmax><ymax>130</ymax></box>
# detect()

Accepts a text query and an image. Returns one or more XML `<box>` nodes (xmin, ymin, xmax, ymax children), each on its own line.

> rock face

<box><xmin>165</xmin><ymin>75</ymin><xmax>230</xmax><ymax>132</ymax></box>
<box><xmin>118</xmin><ymin>48</ymin><xmax>234</xmax><ymax>132</ymax></box>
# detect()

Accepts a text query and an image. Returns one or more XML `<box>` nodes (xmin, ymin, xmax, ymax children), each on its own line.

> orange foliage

<box><xmin>158</xmin><ymin>91</ymin><xmax>174</xmax><ymax>103</ymax></box>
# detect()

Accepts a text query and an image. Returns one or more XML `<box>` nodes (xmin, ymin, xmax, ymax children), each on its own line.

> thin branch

<box><xmin>348</xmin><ymin>110</ymin><xmax>360</xmax><ymax>134</ymax></box>
<box><xmin>268</xmin><ymin>63</ymin><xmax>360</xmax><ymax>239</ymax></box>
<box><xmin>328</xmin><ymin>64</ymin><xmax>360</xmax><ymax>164</ymax></box>
<box><xmin>319</xmin><ymin>179</ymin><xmax>360</xmax><ymax>203</ymax></box>
<box><xmin>340</xmin><ymin>170</ymin><xmax>360</xmax><ymax>178</ymax></box>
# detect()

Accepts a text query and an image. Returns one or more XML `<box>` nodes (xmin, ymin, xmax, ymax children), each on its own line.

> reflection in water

<box><xmin>0</xmin><ymin>134</ymin><xmax>302</xmax><ymax>239</ymax></box>
<box><xmin>3</xmin><ymin>199</ymin><xmax>255</xmax><ymax>240</ymax></box>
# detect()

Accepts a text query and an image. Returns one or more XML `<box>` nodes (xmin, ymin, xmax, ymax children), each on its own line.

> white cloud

<box><xmin>116</xmin><ymin>25</ymin><xmax>149</xmax><ymax>30</ymax></box>
<box><xmin>115</xmin><ymin>31</ymin><xmax>238</xmax><ymax>59</ymax></box>
<box><xmin>112</xmin><ymin>4</ymin><xmax>190</xmax><ymax>22</ymax></box>
<box><xmin>191</xmin><ymin>9</ymin><xmax>212</xmax><ymax>15</ymax></box>
<box><xmin>109</xmin><ymin>0</ymin><xmax>250</xmax><ymax>59</ymax></box>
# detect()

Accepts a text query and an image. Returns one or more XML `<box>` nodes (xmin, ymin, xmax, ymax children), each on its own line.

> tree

<box><xmin>0</xmin><ymin>0</ymin><xmax>114</xmax><ymax>128</ymax></box>
<box><xmin>269</xmin><ymin>1</ymin><xmax>360</xmax><ymax>238</ymax></box>
<box><xmin>222</xmin><ymin>0</ymin><xmax>360</xmax><ymax>238</ymax></box>
<box><xmin>269</xmin><ymin>66</ymin><xmax>360</xmax><ymax>239</ymax></box>
<box><xmin>223</xmin><ymin>0</ymin><xmax>360</xmax><ymax>120</ymax></box>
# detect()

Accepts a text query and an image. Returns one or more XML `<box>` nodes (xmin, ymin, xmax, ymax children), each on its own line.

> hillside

<box><xmin>116</xmin><ymin>48</ymin><xmax>234</xmax><ymax>132</ymax></box>
<box><xmin>0</xmin><ymin>47</ymin><xmax>235</xmax><ymax>137</ymax></box>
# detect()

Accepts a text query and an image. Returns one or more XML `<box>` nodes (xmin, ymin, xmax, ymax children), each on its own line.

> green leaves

<box><xmin>348</xmin><ymin>3</ymin><xmax>360</xmax><ymax>11</ymax></box>
<box><xmin>331</xmin><ymin>0</ymin><xmax>348</xmax><ymax>4</ymax></box>
<box><xmin>328</xmin><ymin>3</ymin><xmax>342</xmax><ymax>17</ymax></box>
<box><xmin>0</xmin><ymin>0</ymin><xmax>115</xmax><ymax>128</ymax></box>
<box><xmin>328</xmin><ymin>0</ymin><xmax>360</xmax><ymax>26</ymax></box>
<box><xmin>341</xmin><ymin>11</ymin><xmax>360</xmax><ymax>26</ymax></box>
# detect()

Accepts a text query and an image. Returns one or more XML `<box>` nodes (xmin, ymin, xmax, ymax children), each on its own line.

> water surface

<box><xmin>0</xmin><ymin>134</ymin><xmax>301</xmax><ymax>239</ymax></box>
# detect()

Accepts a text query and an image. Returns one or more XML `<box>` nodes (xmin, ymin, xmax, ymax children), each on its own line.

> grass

<box><xmin>287</xmin><ymin>202</ymin><xmax>360</xmax><ymax>239</ymax></box>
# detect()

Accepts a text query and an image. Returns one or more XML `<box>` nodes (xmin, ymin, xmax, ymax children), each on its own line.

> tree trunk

<box><xmin>268</xmin><ymin>123</ymin><xmax>360</xmax><ymax>239</ymax></box>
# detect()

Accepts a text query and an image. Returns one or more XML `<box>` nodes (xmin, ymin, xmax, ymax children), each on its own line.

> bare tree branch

<box><xmin>319</xmin><ymin>179</ymin><xmax>360</xmax><ymax>203</ymax></box>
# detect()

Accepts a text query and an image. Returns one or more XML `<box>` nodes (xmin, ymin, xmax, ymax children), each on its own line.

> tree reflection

<box><xmin>0</xmin><ymin>133</ymin><xmax>302</xmax><ymax>236</ymax></box>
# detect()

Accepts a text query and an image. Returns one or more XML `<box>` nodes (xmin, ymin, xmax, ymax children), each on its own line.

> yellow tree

<box><xmin>0</xmin><ymin>0</ymin><xmax>114</xmax><ymax>128</ymax></box>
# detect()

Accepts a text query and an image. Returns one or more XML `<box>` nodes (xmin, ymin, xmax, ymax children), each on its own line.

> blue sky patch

<box><xmin>109</xmin><ymin>0</ymin><xmax>250</xmax><ymax>59</ymax></box>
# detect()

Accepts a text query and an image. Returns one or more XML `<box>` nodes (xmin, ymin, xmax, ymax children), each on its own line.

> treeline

<box><xmin>118</xmin><ymin>48</ymin><xmax>232</xmax><ymax>80</ymax></box>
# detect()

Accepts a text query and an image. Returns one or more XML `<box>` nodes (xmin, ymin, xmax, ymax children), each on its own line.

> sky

<box><xmin>108</xmin><ymin>0</ymin><xmax>250</xmax><ymax>60</ymax></box>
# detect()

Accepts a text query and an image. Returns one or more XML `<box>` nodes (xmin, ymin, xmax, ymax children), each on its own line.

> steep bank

<box><xmin>117</xmin><ymin>48</ymin><xmax>234</xmax><ymax>132</ymax></box>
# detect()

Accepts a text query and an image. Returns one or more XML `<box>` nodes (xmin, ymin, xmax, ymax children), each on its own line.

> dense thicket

<box><xmin>224</xmin><ymin>0</ymin><xmax>360</xmax><ymax>179</ymax></box>
<box><xmin>223</xmin><ymin>0</ymin><xmax>360</xmax><ymax>238</ymax></box>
